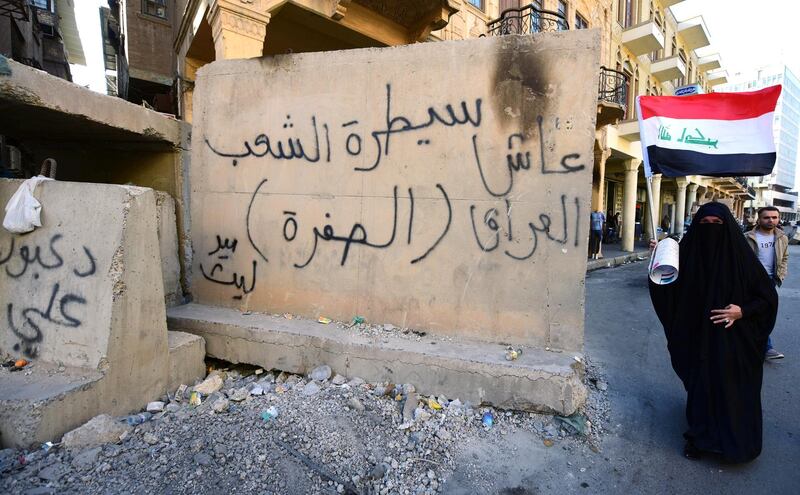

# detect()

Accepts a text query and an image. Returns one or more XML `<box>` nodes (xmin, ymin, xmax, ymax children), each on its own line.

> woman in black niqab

<box><xmin>649</xmin><ymin>202</ymin><xmax>777</xmax><ymax>463</ymax></box>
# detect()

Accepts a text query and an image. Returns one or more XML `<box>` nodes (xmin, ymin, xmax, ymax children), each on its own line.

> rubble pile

<box><xmin>1</xmin><ymin>357</ymin><xmax>611</xmax><ymax>494</ymax></box>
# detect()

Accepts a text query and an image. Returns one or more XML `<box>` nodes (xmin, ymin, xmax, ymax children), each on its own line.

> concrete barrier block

<box><xmin>155</xmin><ymin>191</ymin><xmax>183</xmax><ymax>306</ymax></box>
<box><xmin>188</xmin><ymin>31</ymin><xmax>601</xmax><ymax>352</ymax></box>
<box><xmin>168</xmin><ymin>304</ymin><xmax>586</xmax><ymax>415</ymax></box>
<box><xmin>0</xmin><ymin>179</ymin><xmax>170</xmax><ymax>447</ymax></box>
<box><xmin>167</xmin><ymin>331</ymin><xmax>206</xmax><ymax>392</ymax></box>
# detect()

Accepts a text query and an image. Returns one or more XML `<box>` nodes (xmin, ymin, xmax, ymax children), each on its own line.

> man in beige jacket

<box><xmin>745</xmin><ymin>206</ymin><xmax>789</xmax><ymax>360</ymax></box>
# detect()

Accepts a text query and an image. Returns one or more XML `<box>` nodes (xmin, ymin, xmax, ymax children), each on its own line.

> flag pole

<box><xmin>645</xmin><ymin>175</ymin><xmax>658</xmax><ymax>242</ymax></box>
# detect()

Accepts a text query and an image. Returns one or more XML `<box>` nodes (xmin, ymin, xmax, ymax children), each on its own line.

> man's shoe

<box><xmin>765</xmin><ymin>348</ymin><xmax>784</xmax><ymax>360</ymax></box>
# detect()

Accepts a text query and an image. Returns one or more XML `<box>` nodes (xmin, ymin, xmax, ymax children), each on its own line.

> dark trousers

<box><xmin>589</xmin><ymin>230</ymin><xmax>602</xmax><ymax>255</ymax></box>
<box><xmin>766</xmin><ymin>279</ymin><xmax>777</xmax><ymax>352</ymax></box>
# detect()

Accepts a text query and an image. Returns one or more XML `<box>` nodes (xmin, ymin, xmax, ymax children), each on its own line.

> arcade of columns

<box><xmin>603</xmin><ymin>158</ymin><xmax>749</xmax><ymax>253</ymax></box>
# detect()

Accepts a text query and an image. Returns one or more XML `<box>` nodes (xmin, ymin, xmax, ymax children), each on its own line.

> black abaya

<box><xmin>649</xmin><ymin>202</ymin><xmax>778</xmax><ymax>463</ymax></box>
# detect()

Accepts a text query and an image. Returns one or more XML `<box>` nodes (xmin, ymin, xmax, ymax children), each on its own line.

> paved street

<box><xmin>446</xmin><ymin>245</ymin><xmax>800</xmax><ymax>494</ymax></box>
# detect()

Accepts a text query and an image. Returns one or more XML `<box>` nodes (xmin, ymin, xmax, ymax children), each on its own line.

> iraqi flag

<box><xmin>637</xmin><ymin>85</ymin><xmax>782</xmax><ymax>177</ymax></box>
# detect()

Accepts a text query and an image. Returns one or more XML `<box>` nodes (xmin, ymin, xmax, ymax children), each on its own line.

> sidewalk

<box><xmin>586</xmin><ymin>240</ymin><xmax>650</xmax><ymax>272</ymax></box>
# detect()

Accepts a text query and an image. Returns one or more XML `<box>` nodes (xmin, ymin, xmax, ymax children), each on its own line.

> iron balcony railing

<box><xmin>486</xmin><ymin>3</ymin><xmax>569</xmax><ymax>36</ymax></box>
<box><xmin>598</xmin><ymin>66</ymin><xmax>628</xmax><ymax>108</ymax></box>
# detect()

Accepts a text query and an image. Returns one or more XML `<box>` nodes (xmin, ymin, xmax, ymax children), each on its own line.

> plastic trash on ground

<box><xmin>556</xmin><ymin>413</ymin><xmax>589</xmax><ymax>435</ymax></box>
<box><xmin>261</xmin><ymin>406</ymin><xmax>280</xmax><ymax>422</ymax></box>
<box><xmin>123</xmin><ymin>412</ymin><xmax>152</xmax><ymax>426</ymax></box>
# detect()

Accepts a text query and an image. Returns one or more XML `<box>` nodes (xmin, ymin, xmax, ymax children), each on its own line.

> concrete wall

<box><xmin>190</xmin><ymin>31</ymin><xmax>600</xmax><ymax>351</ymax></box>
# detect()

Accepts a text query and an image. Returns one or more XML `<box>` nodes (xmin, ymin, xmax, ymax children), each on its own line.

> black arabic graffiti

<box><xmin>293</xmin><ymin>187</ymin><xmax>399</xmax><ymax>268</ymax></box>
<box><xmin>245</xmin><ymin>179</ymin><xmax>453</xmax><ymax>269</ymax></box>
<box><xmin>469</xmin><ymin>194</ymin><xmax>581</xmax><ymax>260</ymax></box>
<box><xmin>472</xmin><ymin>116</ymin><xmax>586</xmax><ymax>198</ymax></box>
<box><xmin>1</xmin><ymin>233</ymin><xmax>97</xmax><ymax>359</ymax></box>
<box><xmin>199</xmin><ymin>235</ymin><xmax>257</xmax><ymax>300</ymax></box>
<box><xmin>356</xmin><ymin>84</ymin><xmax>482</xmax><ymax>172</ymax></box>
<box><xmin>203</xmin><ymin>84</ymin><xmax>482</xmax><ymax>173</ymax></box>
<box><xmin>204</xmin><ymin>115</ymin><xmax>329</xmax><ymax>167</ymax></box>
<box><xmin>0</xmin><ymin>233</ymin><xmax>96</xmax><ymax>280</ymax></box>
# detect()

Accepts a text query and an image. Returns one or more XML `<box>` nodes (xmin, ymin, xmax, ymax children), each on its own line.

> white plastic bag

<box><xmin>3</xmin><ymin>176</ymin><xmax>53</xmax><ymax>234</ymax></box>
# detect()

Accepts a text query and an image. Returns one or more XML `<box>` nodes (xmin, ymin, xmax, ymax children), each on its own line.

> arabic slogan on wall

<box><xmin>191</xmin><ymin>32</ymin><xmax>600</xmax><ymax>348</ymax></box>
<box><xmin>0</xmin><ymin>181</ymin><xmax>125</xmax><ymax>364</ymax></box>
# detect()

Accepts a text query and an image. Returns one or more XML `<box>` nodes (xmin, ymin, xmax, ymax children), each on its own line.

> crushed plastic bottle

<box><xmin>123</xmin><ymin>412</ymin><xmax>152</xmax><ymax>426</ymax></box>
<box><xmin>261</xmin><ymin>406</ymin><xmax>279</xmax><ymax>422</ymax></box>
<box><xmin>481</xmin><ymin>411</ymin><xmax>494</xmax><ymax>428</ymax></box>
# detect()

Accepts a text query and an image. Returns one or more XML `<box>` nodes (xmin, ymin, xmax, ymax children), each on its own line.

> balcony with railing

<box><xmin>707</xmin><ymin>69</ymin><xmax>728</xmax><ymax>86</ymax></box>
<box><xmin>621</xmin><ymin>20</ymin><xmax>665</xmax><ymax>56</ymax></box>
<box><xmin>485</xmin><ymin>3</ymin><xmax>569</xmax><ymax>37</ymax></box>
<box><xmin>597</xmin><ymin>66</ymin><xmax>628</xmax><ymax>127</ymax></box>
<box><xmin>651</xmin><ymin>54</ymin><xmax>687</xmax><ymax>82</ymax></box>
<box><xmin>698</xmin><ymin>54</ymin><xmax>721</xmax><ymax>72</ymax></box>
<box><xmin>710</xmin><ymin>176</ymin><xmax>754</xmax><ymax>199</ymax></box>
<box><xmin>677</xmin><ymin>17</ymin><xmax>710</xmax><ymax>50</ymax></box>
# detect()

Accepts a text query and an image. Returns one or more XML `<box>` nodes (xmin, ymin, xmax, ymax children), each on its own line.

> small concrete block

<box><xmin>168</xmin><ymin>331</ymin><xmax>206</xmax><ymax>392</ymax></box>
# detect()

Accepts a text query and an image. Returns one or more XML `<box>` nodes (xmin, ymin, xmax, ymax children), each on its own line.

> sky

<box><xmin>671</xmin><ymin>0</ymin><xmax>800</xmax><ymax>79</ymax></box>
<box><xmin>70</xmin><ymin>0</ymin><xmax>106</xmax><ymax>93</ymax></box>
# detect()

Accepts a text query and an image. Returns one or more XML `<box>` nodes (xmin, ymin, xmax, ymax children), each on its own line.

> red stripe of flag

<box><xmin>639</xmin><ymin>85</ymin><xmax>782</xmax><ymax>121</ymax></box>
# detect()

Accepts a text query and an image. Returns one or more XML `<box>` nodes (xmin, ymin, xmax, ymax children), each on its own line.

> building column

<box><xmin>208</xmin><ymin>0</ymin><xmax>271</xmax><ymax>60</ymax></box>
<box><xmin>675</xmin><ymin>177</ymin><xmax>689</xmax><ymax>237</ymax></box>
<box><xmin>650</xmin><ymin>174</ymin><xmax>662</xmax><ymax>238</ymax></box>
<box><xmin>591</xmin><ymin>147</ymin><xmax>611</xmax><ymax>213</ymax></box>
<box><xmin>622</xmin><ymin>160</ymin><xmax>640</xmax><ymax>252</ymax></box>
<box><xmin>181</xmin><ymin>57</ymin><xmax>205</xmax><ymax>123</ymax></box>
<box><xmin>686</xmin><ymin>183</ymin><xmax>699</xmax><ymax>218</ymax></box>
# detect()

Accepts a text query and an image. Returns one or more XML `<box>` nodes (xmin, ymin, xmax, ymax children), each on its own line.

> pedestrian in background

<box><xmin>589</xmin><ymin>210</ymin><xmax>605</xmax><ymax>259</ymax></box>
<box><xmin>661</xmin><ymin>213</ymin><xmax>671</xmax><ymax>236</ymax></box>
<box><xmin>649</xmin><ymin>202</ymin><xmax>777</xmax><ymax>462</ymax></box>
<box><xmin>745</xmin><ymin>206</ymin><xmax>788</xmax><ymax>360</ymax></box>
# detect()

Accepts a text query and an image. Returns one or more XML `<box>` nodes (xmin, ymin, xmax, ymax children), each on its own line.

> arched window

<box><xmin>624</xmin><ymin>0</ymin><xmax>636</xmax><ymax>27</ymax></box>
<box><xmin>622</xmin><ymin>61</ymin><xmax>635</xmax><ymax>118</ymax></box>
<box><xmin>677</xmin><ymin>48</ymin><xmax>687</xmax><ymax>86</ymax></box>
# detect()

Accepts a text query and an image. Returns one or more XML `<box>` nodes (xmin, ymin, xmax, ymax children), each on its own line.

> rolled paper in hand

<box><xmin>649</xmin><ymin>237</ymin><xmax>679</xmax><ymax>285</ymax></box>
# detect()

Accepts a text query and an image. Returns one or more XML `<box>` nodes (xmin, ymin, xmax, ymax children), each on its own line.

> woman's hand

<box><xmin>710</xmin><ymin>304</ymin><xmax>743</xmax><ymax>329</ymax></box>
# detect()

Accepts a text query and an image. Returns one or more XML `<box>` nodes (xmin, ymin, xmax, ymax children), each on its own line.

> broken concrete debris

<box><xmin>0</xmin><ymin>359</ymin><xmax>611</xmax><ymax>494</ymax></box>
<box><xmin>310</xmin><ymin>364</ymin><xmax>332</xmax><ymax>382</ymax></box>
<box><xmin>61</xmin><ymin>415</ymin><xmax>131</xmax><ymax>450</ymax></box>
<box><xmin>193</xmin><ymin>373</ymin><xmax>224</xmax><ymax>395</ymax></box>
